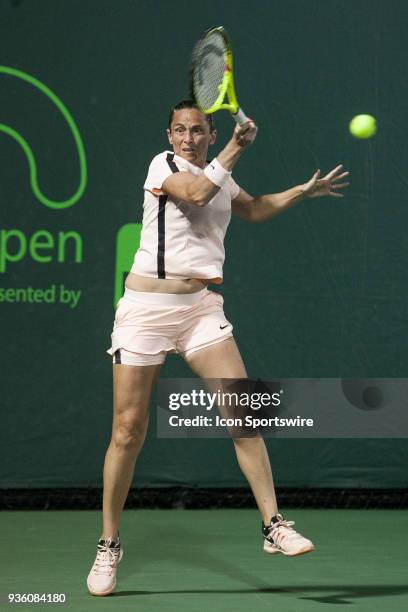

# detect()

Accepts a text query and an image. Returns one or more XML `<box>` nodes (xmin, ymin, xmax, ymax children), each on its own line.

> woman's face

<box><xmin>167</xmin><ymin>108</ymin><xmax>216</xmax><ymax>168</ymax></box>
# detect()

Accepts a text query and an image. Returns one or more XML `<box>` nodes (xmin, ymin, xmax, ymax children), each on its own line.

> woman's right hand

<box><xmin>233</xmin><ymin>120</ymin><xmax>258</xmax><ymax>148</ymax></box>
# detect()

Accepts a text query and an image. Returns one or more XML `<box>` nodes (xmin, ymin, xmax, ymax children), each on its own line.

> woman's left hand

<box><xmin>302</xmin><ymin>165</ymin><xmax>350</xmax><ymax>198</ymax></box>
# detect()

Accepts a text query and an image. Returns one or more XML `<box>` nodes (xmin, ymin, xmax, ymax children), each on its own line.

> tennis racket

<box><xmin>190</xmin><ymin>26</ymin><xmax>249</xmax><ymax>126</ymax></box>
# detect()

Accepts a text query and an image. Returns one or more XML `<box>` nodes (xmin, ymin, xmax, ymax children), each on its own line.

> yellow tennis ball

<box><xmin>349</xmin><ymin>114</ymin><xmax>377</xmax><ymax>139</ymax></box>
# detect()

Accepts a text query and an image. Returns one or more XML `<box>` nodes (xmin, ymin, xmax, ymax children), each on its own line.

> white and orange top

<box><xmin>130</xmin><ymin>151</ymin><xmax>240</xmax><ymax>284</ymax></box>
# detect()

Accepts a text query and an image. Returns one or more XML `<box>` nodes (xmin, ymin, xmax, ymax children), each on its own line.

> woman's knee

<box><xmin>233</xmin><ymin>435</ymin><xmax>263</xmax><ymax>450</ymax></box>
<box><xmin>112</xmin><ymin>414</ymin><xmax>149</xmax><ymax>450</ymax></box>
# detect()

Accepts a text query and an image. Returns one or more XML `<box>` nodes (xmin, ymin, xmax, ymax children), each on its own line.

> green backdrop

<box><xmin>1</xmin><ymin>0</ymin><xmax>407</xmax><ymax>489</ymax></box>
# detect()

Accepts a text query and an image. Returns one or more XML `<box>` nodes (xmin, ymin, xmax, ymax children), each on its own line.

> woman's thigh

<box><xmin>183</xmin><ymin>337</ymin><xmax>249</xmax><ymax>435</ymax></box>
<box><xmin>112</xmin><ymin>363</ymin><xmax>162</xmax><ymax>441</ymax></box>
<box><xmin>183</xmin><ymin>336</ymin><xmax>247</xmax><ymax>378</ymax></box>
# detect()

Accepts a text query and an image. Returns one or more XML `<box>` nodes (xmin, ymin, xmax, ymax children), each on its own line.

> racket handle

<box><xmin>233</xmin><ymin>107</ymin><xmax>250</xmax><ymax>126</ymax></box>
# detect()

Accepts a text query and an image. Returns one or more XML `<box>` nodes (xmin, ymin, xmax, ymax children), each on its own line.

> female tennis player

<box><xmin>87</xmin><ymin>100</ymin><xmax>350</xmax><ymax>596</ymax></box>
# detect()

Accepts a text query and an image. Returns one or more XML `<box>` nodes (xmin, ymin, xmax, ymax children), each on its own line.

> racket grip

<box><xmin>233</xmin><ymin>107</ymin><xmax>250</xmax><ymax>125</ymax></box>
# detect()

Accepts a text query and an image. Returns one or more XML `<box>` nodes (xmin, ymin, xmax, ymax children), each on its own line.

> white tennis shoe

<box><xmin>262</xmin><ymin>514</ymin><xmax>314</xmax><ymax>557</ymax></box>
<box><xmin>87</xmin><ymin>535</ymin><xmax>123</xmax><ymax>596</ymax></box>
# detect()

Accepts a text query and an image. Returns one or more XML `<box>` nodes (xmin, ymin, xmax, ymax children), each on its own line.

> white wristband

<box><xmin>204</xmin><ymin>158</ymin><xmax>231</xmax><ymax>188</ymax></box>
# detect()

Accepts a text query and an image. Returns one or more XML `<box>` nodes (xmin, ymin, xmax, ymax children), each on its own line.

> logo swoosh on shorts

<box><xmin>220</xmin><ymin>324</ymin><xmax>229</xmax><ymax>330</ymax></box>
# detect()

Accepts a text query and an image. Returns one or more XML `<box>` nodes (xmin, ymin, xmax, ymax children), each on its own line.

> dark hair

<box><xmin>168</xmin><ymin>99</ymin><xmax>215</xmax><ymax>131</ymax></box>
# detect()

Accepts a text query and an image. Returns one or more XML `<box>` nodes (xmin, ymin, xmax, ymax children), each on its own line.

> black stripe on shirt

<box><xmin>157</xmin><ymin>194</ymin><xmax>167</xmax><ymax>279</ymax></box>
<box><xmin>166</xmin><ymin>152</ymin><xmax>179</xmax><ymax>174</ymax></box>
<box><xmin>156</xmin><ymin>153</ymin><xmax>179</xmax><ymax>279</ymax></box>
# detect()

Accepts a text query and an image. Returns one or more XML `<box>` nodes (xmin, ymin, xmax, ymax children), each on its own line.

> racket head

<box><xmin>190</xmin><ymin>26</ymin><xmax>238</xmax><ymax>116</ymax></box>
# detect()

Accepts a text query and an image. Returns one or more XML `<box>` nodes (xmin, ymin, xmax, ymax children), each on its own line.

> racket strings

<box><xmin>193</xmin><ymin>33</ymin><xmax>226</xmax><ymax>110</ymax></box>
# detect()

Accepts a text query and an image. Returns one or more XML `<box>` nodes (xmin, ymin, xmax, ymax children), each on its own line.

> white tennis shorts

<box><xmin>106</xmin><ymin>287</ymin><xmax>233</xmax><ymax>366</ymax></box>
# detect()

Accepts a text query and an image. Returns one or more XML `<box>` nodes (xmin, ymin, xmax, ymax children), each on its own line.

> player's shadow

<box><xmin>120</xmin><ymin>523</ymin><xmax>268</xmax><ymax>592</ymax></box>
<box><xmin>113</xmin><ymin>585</ymin><xmax>408</xmax><ymax>605</ymax></box>
<box><xmin>270</xmin><ymin>584</ymin><xmax>408</xmax><ymax>605</ymax></box>
<box><xmin>112</xmin><ymin>523</ymin><xmax>407</xmax><ymax>605</ymax></box>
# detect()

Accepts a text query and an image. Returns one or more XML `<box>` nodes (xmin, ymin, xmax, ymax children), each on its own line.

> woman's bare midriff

<box><xmin>125</xmin><ymin>272</ymin><xmax>209</xmax><ymax>294</ymax></box>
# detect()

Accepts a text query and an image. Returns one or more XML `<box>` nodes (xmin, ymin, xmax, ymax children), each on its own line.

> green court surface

<box><xmin>2</xmin><ymin>509</ymin><xmax>407</xmax><ymax>612</ymax></box>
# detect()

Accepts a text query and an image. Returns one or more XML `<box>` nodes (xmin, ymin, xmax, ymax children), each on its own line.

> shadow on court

<box><xmin>122</xmin><ymin>523</ymin><xmax>274</xmax><ymax>590</ymax></box>
<box><xmin>111</xmin><ymin>585</ymin><xmax>408</xmax><ymax>605</ymax></box>
<box><xmin>113</xmin><ymin>520</ymin><xmax>408</xmax><ymax>606</ymax></box>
